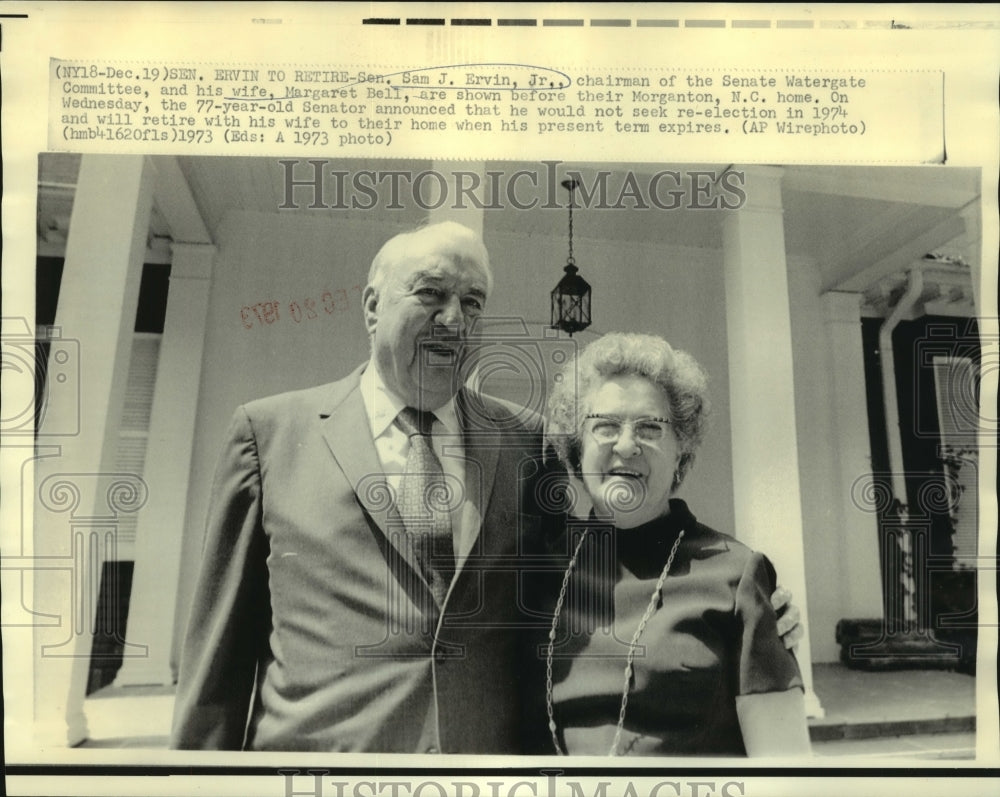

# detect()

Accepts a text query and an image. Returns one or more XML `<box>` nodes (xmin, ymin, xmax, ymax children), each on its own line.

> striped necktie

<box><xmin>396</xmin><ymin>406</ymin><xmax>455</xmax><ymax>607</ymax></box>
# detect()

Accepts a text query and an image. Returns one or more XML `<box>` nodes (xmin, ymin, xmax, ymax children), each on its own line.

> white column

<box><xmin>723</xmin><ymin>166</ymin><xmax>822</xmax><ymax>717</ymax></box>
<box><xmin>33</xmin><ymin>155</ymin><xmax>154</xmax><ymax>747</ymax></box>
<box><xmin>115</xmin><ymin>244</ymin><xmax>215</xmax><ymax>686</ymax></box>
<box><xmin>1</xmin><ymin>443</ymin><xmax>59</xmax><ymax>759</ymax></box>
<box><xmin>823</xmin><ymin>292</ymin><xmax>884</xmax><ymax>618</ymax></box>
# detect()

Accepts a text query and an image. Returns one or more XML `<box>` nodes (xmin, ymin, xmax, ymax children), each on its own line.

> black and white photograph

<box><xmin>2</xmin><ymin>4</ymin><xmax>998</xmax><ymax>797</ymax></box>
<box><xmin>23</xmin><ymin>155</ymin><xmax>990</xmax><ymax>750</ymax></box>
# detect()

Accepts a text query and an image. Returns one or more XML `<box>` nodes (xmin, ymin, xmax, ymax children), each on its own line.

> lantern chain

<box><xmin>567</xmin><ymin>184</ymin><xmax>575</xmax><ymax>266</ymax></box>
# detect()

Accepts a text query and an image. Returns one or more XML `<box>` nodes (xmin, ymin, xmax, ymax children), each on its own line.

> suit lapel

<box><xmin>318</xmin><ymin>368</ymin><xmax>433</xmax><ymax>598</ymax></box>
<box><xmin>318</xmin><ymin>376</ymin><xmax>508</xmax><ymax>615</ymax></box>
<box><xmin>456</xmin><ymin>388</ymin><xmax>500</xmax><ymax>548</ymax></box>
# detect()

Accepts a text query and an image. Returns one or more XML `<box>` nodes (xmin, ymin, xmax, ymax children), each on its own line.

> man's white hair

<box><xmin>367</xmin><ymin>221</ymin><xmax>493</xmax><ymax>295</ymax></box>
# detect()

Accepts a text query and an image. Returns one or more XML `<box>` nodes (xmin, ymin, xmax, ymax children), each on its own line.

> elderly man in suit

<box><xmin>171</xmin><ymin>221</ymin><xmax>800</xmax><ymax>753</ymax></box>
<box><xmin>172</xmin><ymin>221</ymin><xmax>547</xmax><ymax>753</ymax></box>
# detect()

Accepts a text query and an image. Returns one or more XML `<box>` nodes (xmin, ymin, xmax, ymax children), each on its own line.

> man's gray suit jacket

<box><xmin>171</xmin><ymin>365</ymin><xmax>548</xmax><ymax>753</ymax></box>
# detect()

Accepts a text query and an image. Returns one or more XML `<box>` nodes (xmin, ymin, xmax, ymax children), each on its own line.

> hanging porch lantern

<box><xmin>550</xmin><ymin>178</ymin><xmax>592</xmax><ymax>336</ymax></box>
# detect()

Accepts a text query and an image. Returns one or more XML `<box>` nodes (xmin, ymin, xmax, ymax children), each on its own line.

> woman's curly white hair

<box><xmin>546</xmin><ymin>332</ymin><xmax>710</xmax><ymax>491</ymax></box>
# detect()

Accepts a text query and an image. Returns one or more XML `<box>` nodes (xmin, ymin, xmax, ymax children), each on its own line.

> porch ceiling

<box><xmin>36</xmin><ymin>155</ymin><xmax>980</xmax><ymax>301</ymax></box>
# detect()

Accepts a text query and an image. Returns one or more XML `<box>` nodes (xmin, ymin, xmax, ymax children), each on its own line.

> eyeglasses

<box><xmin>584</xmin><ymin>414</ymin><xmax>672</xmax><ymax>444</ymax></box>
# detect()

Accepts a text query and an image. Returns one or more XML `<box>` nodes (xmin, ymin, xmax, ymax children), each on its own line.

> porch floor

<box><xmin>77</xmin><ymin>662</ymin><xmax>977</xmax><ymax>757</ymax></box>
<box><xmin>808</xmin><ymin>662</ymin><xmax>976</xmax><ymax>758</ymax></box>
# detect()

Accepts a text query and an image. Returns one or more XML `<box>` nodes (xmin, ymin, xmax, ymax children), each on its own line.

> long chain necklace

<box><xmin>545</xmin><ymin>527</ymin><xmax>685</xmax><ymax>756</ymax></box>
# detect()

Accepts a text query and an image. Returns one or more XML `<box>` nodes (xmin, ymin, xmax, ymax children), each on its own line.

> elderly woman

<box><xmin>533</xmin><ymin>332</ymin><xmax>810</xmax><ymax>757</ymax></box>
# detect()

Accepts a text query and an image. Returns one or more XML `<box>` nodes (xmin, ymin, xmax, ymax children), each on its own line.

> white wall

<box><xmin>173</xmin><ymin>210</ymin><xmax>412</xmax><ymax>663</ymax></box>
<box><xmin>485</xmin><ymin>228</ymin><xmax>736</xmax><ymax>536</ymax></box>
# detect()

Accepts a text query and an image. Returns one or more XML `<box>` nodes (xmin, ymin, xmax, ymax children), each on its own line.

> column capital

<box><xmin>168</xmin><ymin>243</ymin><xmax>216</xmax><ymax>280</ymax></box>
<box><xmin>730</xmin><ymin>165</ymin><xmax>785</xmax><ymax>214</ymax></box>
<box><xmin>822</xmin><ymin>291</ymin><xmax>862</xmax><ymax>325</ymax></box>
<box><xmin>734</xmin><ymin>164</ymin><xmax>785</xmax><ymax>179</ymax></box>
<box><xmin>958</xmin><ymin>197</ymin><xmax>980</xmax><ymax>227</ymax></box>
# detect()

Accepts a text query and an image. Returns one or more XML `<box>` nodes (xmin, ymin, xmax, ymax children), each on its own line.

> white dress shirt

<box><xmin>359</xmin><ymin>363</ymin><xmax>480</xmax><ymax>571</ymax></box>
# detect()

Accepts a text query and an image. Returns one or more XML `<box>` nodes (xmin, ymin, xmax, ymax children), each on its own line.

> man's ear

<box><xmin>362</xmin><ymin>285</ymin><xmax>378</xmax><ymax>334</ymax></box>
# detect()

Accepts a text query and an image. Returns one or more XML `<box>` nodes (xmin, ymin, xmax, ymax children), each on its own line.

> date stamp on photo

<box><xmin>240</xmin><ymin>285</ymin><xmax>363</xmax><ymax>329</ymax></box>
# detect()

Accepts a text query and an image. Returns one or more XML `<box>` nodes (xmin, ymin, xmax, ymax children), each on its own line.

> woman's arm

<box><xmin>736</xmin><ymin>688</ymin><xmax>812</xmax><ymax>757</ymax></box>
<box><xmin>733</xmin><ymin>552</ymin><xmax>812</xmax><ymax>757</ymax></box>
